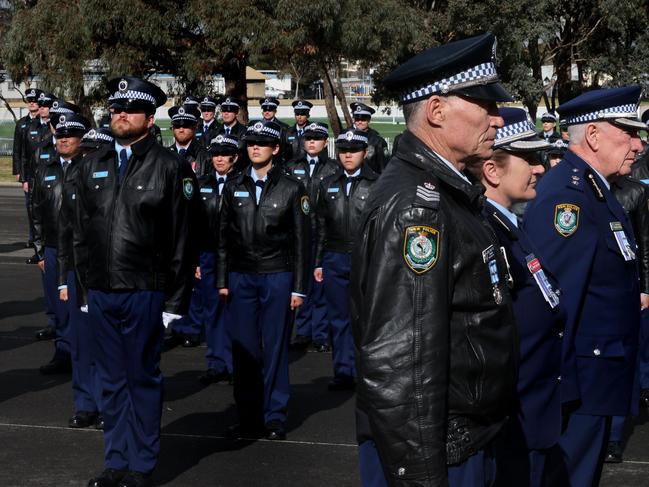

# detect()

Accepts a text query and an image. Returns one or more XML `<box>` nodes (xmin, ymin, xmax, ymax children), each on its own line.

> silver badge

<box><xmin>59</xmin><ymin>115</ymin><xmax>66</xmax><ymax>124</ymax></box>
<box><xmin>118</xmin><ymin>79</ymin><xmax>128</xmax><ymax>92</ymax></box>
<box><xmin>215</xmin><ymin>135</ymin><xmax>224</xmax><ymax>143</ymax></box>
<box><xmin>39</xmin><ymin>93</ymin><xmax>45</xmax><ymax>100</ymax></box>
<box><xmin>225</xmin><ymin>97</ymin><xmax>231</xmax><ymax>104</ymax></box>
<box><xmin>308</xmin><ymin>123</ymin><xmax>317</xmax><ymax>131</ymax></box>
<box><xmin>355</xmin><ymin>106</ymin><xmax>362</xmax><ymax>113</ymax></box>
<box><xmin>87</xmin><ymin>129</ymin><xmax>97</xmax><ymax>139</ymax></box>
<box><xmin>253</xmin><ymin>122</ymin><xmax>264</xmax><ymax>133</ymax></box>
<box><xmin>297</xmin><ymin>101</ymin><xmax>304</xmax><ymax>108</ymax></box>
<box><xmin>185</xmin><ymin>96</ymin><xmax>191</xmax><ymax>103</ymax></box>
<box><xmin>345</xmin><ymin>131</ymin><xmax>354</xmax><ymax>141</ymax></box>
<box><xmin>52</xmin><ymin>101</ymin><xmax>59</xmax><ymax>110</ymax></box>
<box><xmin>29</xmin><ymin>89</ymin><xmax>35</xmax><ymax>96</ymax></box>
<box><xmin>178</xmin><ymin>107</ymin><xmax>186</xmax><ymax>116</ymax></box>
<box><xmin>204</xmin><ymin>97</ymin><xmax>209</xmax><ymax>102</ymax></box>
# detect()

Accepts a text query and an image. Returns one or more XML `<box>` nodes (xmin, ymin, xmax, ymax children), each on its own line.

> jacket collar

<box><xmin>131</xmin><ymin>134</ymin><xmax>156</xmax><ymax>157</ymax></box>
<box><xmin>484</xmin><ymin>201</ymin><xmax>518</xmax><ymax>241</ymax></box>
<box><xmin>395</xmin><ymin>130</ymin><xmax>485</xmax><ymax>205</ymax></box>
<box><xmin>239</xmin><ymin>163</ymin><xmax>283</xmax><ymax>186</ymax></box>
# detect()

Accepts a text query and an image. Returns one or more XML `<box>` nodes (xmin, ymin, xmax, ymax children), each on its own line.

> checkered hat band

<box><xmin>353</xmin><ymin>110</ymin><xmax>372</xmax><ymax>116</ymax></box>
<box><xmin>337</xmin><ymin>133</ymin><xmax>369</xmax><ymax>144</ymax></box>
<box><xmin>83</xmin><ymin>132</ymin><xmax>113</xmax><ymax>142</ymax></box>
<box><xmin>110</xmin><ymin>90</ymin><xmax>157</xmax><ymax>105</ymax></box>
<box><xmin>56</xmin><ymin>121</ymin><xmax>86</xmax><ymax>131</ymax></box>
<box><xmin>402</xmin><ymin>62</ymin><xmax>498</xmax><ymax>102</ymax></box>
<box><xmin>495</xmin><ymin>120</ymin><xmax>537</xmax><ymax>145</ymax></box>
<box><xmin>50</xmin><ymin>108</ymin><xmax>75</xmax><ymax>115</ymax></box>
<box><xmin>304</xmin><ymin>126</ymin><xmax>328</xmax><ymax>136</ymax></box>
<box><xmin>210</xmin><ymin>136</ymin><xmax>238</xmax><ymax>147</ymax></box>
<box><xmin>247</xmin><ymin>126</ymin><xmax>281</xmax><ymax>138</ymax></box>
<box><xmin>262</xmin><ymin>102</ymin><xmax>278</xmax><ymax>108</ymax></box>
<box><xmin>172</xmin><ymin>114</ymin><xmax>198</xmax><ymax>123</ymax></box>
<box><xmin>564</xmin><ymin>104</ymin><xmax>639</xmax><ymax>125</ymax></box>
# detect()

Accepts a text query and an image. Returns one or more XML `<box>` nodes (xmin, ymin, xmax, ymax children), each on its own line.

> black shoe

<box><xmin>327</xmin><ymin>375</ymin><xmax>356</xmax><ymax>391</ymax></box>
<box><xmin>39</xmin><ymin>356</ymin><xmax>72</xmax><ymax>375</ymax></box>
<box><xmin>69</xmin><ymin>411</ymin><xmax>98</xmax><ymax>428</ymax></box>
<box><xmin>162</xmin><ymin>332</ymin><xmax>183</xmax><ymax>351</ymax></box>
<box><xmin>88</xmin><ymin>468</ymin><xmax>127</xmax><ymax>487</ymax></box>
<box><xmin>95</xmin><ymin>414</ymin><xmax>104</xmax><ymax>430</ymax></box>
<box><xmin>313</xmin><ymin>342</ymin><xmax>331</xmax><ymax>353</ymax></box>
<box><xmin>289</xmin><ymin>335</ymin><xmax>311</xmax><ymax>350</ymax></box>
<box><xmin>265</xmin><ymin>420</ymin><xmax>287</xmax><ymax>440</ymax></box>
<box><xmin>605</xmin><ymin>441</ymin><xmax>624</xmax><ymax>463</ymax></box>
<box><xmin>182</xmin><ymin>335</ymin><xmax>200</xmax><ymax>347</ymax></box>
<box><xmin>35</xmin><ymin>326</ymin><xmax>56</xmax><ymax>341</ymax></box>
<box><xmin>25</xmin><ymin>253</ymin><xmax>40</xmax><ymax>264</ymax></box>
<box><xmin>225</xmin><ymin>422</ymin><xmax>264</xmax><ymax>440</ymax></box>
<box><xmin>118</xmin><ymin>471</ymin><xmax>152</xmax><ymax>487</ymax></box>
<box><xmin>199</xmin><ymin>369</ymin><xmax>232</xmax><ymax>385</ymax></box>
<box><xmin>640</xmin><ymin>388</ymin><xmax>649</xmax><ymax>408</ymax></box>
<box><xmin>24</xmin><ymin>241</ymin><xmax>33</xmax><ymax>249</ymax></box>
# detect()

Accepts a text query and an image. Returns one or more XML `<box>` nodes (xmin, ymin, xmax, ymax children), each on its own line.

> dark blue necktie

<box><xmin>204</xmin><ymin>125</ymin><xmax>209</xmax><ymax>134</ymax></box>
<box><xmin>308</xmin><ymin>157</ymin><xmax>317</xmax><ymax>166</ymax></box>
<box><xmin>255</xmin><ymin>180</ymin><xmax>266</xmax><ymax>190</ymax></box>
<box><xmin>217</xmin><ymin>177</ymin><xmax>225</xmax><ymax>184</ymax></box>
<box><xmin>346</xmin><ymin>176</ymin><xmax>356</xmax><ymax>196</ymax></box>
<box><xmin>178</xmin><ymin>148</ymin><xmax>187</xmax><ymax>158</ymax></box>
<box><xmin>225</xmin><ymin>127</ymin><xmax>231</xmax><ymax>135</ymax></box>
<box><xmin>298</xmin><ymin>128</ymin><xmax>304</xmax><ymax>136</ymax></box>
<box><xmin>118</xmin><ymin>149</ymin><xmax>128</xmax><ymax>183</ymax></box>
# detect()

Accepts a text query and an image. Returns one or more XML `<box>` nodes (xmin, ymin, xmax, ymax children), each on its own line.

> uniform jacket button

<box><xmin>558</xmin><ymin>331</ymin><xmax>564</xmax><ymax>338</ymax></box>
<box><xmin>557</xmin><ymin>375</ymin><xmax>562</xmax><ymax>382</ymax></box>
<box><xmin>397</xmin><ymin>467</ymin><xmax>405</xmax><ymax>477</ymax></box>
<box><xmin>593</xmin><ymin>348</ymin><xmax>601</xmax><ymax>356</ymax></box>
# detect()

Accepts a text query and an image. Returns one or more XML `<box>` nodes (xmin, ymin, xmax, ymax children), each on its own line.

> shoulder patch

<box><xmin>554</xmin><ymin>203</ymin><xmax>579</xmax><ymax>237</ymax></box>
<box><xmin>301</xmin><ymin>195</ymin><xmax>311</xmax><ymax>215</ymax></box>
<box><xmin>414</xmin><ymin>182</ymin><xmax>440</xmax><ymax>208</ymax></box>
<box><xmin>182</xmin><ymin>178</ymin><xmax>194</xmax><ymax>200</ymax></box>
<box><xmin>403</xmin><ymin>225</ymin><xmax>439</xmax><ymax>274</ymax></box>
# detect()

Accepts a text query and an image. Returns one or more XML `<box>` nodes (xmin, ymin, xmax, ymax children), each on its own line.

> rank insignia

<box><xmin>404</xmin><ymin>226</ymin><xmax>439</xmax><ymax>274</ymax></box>
<box><xmin>301</xmin><ymin>196</ymin><xmax>310</xmax><ymax>215</ymax></box>
<box><xmin>182</xmin><ymin>178</ymin><xmax>194</xmax><ymax>200</ymax></box>
<box><xmin>554</xmin><ymin>203</ymin><xmax>579</xmax><ymax>237</ymax></box>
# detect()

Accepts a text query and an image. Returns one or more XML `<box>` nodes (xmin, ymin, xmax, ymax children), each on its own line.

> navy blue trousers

<box><xmin>639</xmin><ymin>308</ymin><xmax>649</xmax><ymax>389</ymax></box>
<box><xmin>67</xmin><ymin>272</ymin><xmax>101</xmax><ymax>413</ymax></box>
<box><xmin>24</xmin><ymin>188</ymin><xmax>33</xmax><ymax>242</ymax></box>
<box><xmin>44</xmin><ymin>246</ymin><xmax>69</xmax><ymax>355</ymax></box>
<box><xmin>227</xmin><ymin>271</ymin><xmax>293</xmax><ymax>425</ymax></box>
<box><xmin>294</xmin><ymin>239</ymin><xmax>328</xmax><ymax>344</ymax></box>
<box><xmin>172</xmin><ymin>276</ymin><xmax>203</xmax><ymax>338</ymax></box>
<box><xmin>557</xmin><ymin>414</ymin><xmax>610</xmax><ymax>487</ymax></box>
<box><xmin>358</xmin><ymin>439</ymin><xmax>496</xmax><ymax>486</ymax></box>
<box><xmin>88</xmin><ymin>289</ymin><xmax>165</xmax><ymax>474</ymax></box>
<box><xmin>201</xmin><ymin>252</ymin><xmax>231</xmax><ymax>373</ymax></box>
<box><xmin>494</xmin><ymin>437</ymin><xmax>553</xmax><ymax>487</ymax></box>
<box><xmin>323</xmin><ymin>251</ymin><xmax>355</xmax><ymax>378</ymax></box>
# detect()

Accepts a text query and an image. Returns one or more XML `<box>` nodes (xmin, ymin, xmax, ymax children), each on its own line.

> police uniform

<box><xmin>523</xmin><ymin>86</ymin><xmax>644</xmax><ymax>487</ymax></box>
<box><xmin>480</xmin><ymin>108</ymin><xmax>566</xmax><ymax>487</ymax></box>
<box><xmin>284</xmin><ymin>99</ymin><xmax>314</xmax><ymax>162</ymax></box>
<box><xmin>259</xmin><ymin>97</ymin><xmax>289</xmax><ymax>163</ymax></box>
<box><xmin>315</xmin><ymin>129</ymin><xmax>378</xmax><ymax>389</ymax></box>
<box><xmin>195</xmin><ymin>96</ymin><xmax>221</xmax><ymax>149</ymax></box>
<box><xmin>197</xmin><ymin>134</ymin><xmax>241</xmax><ymax>385</ymax></box>
<box><xmin>77</xmin><ymin>77</ymin><xmax>196</xmax><ymax>486</ymax></box>
<box><xmin>284</xmin><ymin>122</ymin><xmax>339</xmax><ymax>350</ymax></box>
<box><xmin>540</xmin><ymin>112</ymin><xmax>560</xmax><ymax>143</ymax></box>
<box><xmin>217</xmin><ymin>120</ymin><xmax>309</xmax><ymax>440</ymax></box>
<box><xmin>216</xmin><ymin>96</ymin><xmax>248</xmax><ymax>170</ymax></box>
<box><xmin>167</xmin><ymin>104</ymin><xmax>207</xmax><ymax>176</ymax></box>
<box><xmin>349</xmin><ymin>102</ymin><xmax>388</xmax><ymax>174</ymax></box>
<box><xmin>79</xmin><ymin>128</ymin><xmax>114</xmax><ymax>155</ymax></box>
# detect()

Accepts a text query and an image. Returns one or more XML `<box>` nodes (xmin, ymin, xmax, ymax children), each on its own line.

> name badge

<box><xmin>525</xmin><ymin>254</ymin><xmax>560</xmax><ymax>308</ymax></box>
<box><xmin>44</xmin><ymin>175</ymin><xmax>56</xmax><ymax>181</ymax></box>
<box><xmin>288</xmin><ymin>136</ymin><xmax>296</xmax><ymax>141</ymax></box>
<box><xmin>39</xmin><ymin>154</ymin><xmax>49</xmax><ymax>159</ymax></box>
<box><xmin>93</xmin><ymin>171</ymin><xmax>109</xmax><ymax>179</ymax></box>
<box><xmin>200</xmin><ymin>187</ymin><xmax>213</xmax><ymax>193</ymax></box>
<box><xmin>482</xmin><ymin>245</ymin><xmax>502</xmax><ymax>304</ymax></box>
<box><xmin>234</xmin><ymin>191</ymin><xmax>249</xmax><ymax>198</ymax></box>
<box><xmin>294</xmin><ymin>169</ymin><xmax>306</xmax><ymax>175</ymax></box>
<box><xmin>71</xmin><ymin>194</ymin><xmax>76</xmax><ymax>200</ymax></box>
<box><xmin>610</xmin><ymin>222</ymin><xmax>635</xmax><ymax>261</ymax></box>
<box><xmin>641</xmin><ymin>179</ymin><xmax>649</xmax><ymax>185</ymax></box>
<box><xmin>327</xmin><ymin>187</ymin><xmax>340</xmax><ymax>193</ymax></box>
<box><xmin>196</xmin><ymin>133</ymin><xmax>203</xmax><ymax>137</ymax></box>
<box><xmin>20</xmin><ymin>124</ymin><xmax>26</xmax><ymax>128</ymax></box>
<box><xmin>30</xmin><ymin>131</ymin><xmax>38</xmax><ymax>135</ymax></box>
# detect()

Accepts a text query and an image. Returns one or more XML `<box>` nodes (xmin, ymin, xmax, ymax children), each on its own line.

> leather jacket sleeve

<box><xmin>57</xmin><ymin>183</ymin><xmax>73</xmax><ymax>287</ymax></box>
<box><xmin>31</xmin><ymin>166</ymin><xmax>45</xmax><ymax>260</ymax></box>
<box><xmin>216</xmin><ymin>182</ymin><xmax>233</xmax><ymax>289</ymax></box>
<box><xmin>12</xmin><ymin>119</ymin><xmax>24</xmax><ymax>176</ymax></box>
<box><xmin>351</xmin><ymin>201</ymin><xmax>450</xmax><ymax>486</ymax></box>
<box><xmin>292</xmin><ymin>182</ymin><xmax>310</xmax><ymax>294</ymax></box>
<box><xmin>314</xmin><ymin>180</ymin><xmax>327</xmax><ymax>268</ymax></box>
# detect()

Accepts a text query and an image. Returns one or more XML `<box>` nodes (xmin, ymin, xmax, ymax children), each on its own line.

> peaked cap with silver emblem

<box><xmin>260</xmin><ymin>97</ymin><xmax>280</xmax><ymax>109</ymax></box>
<box><xmin>243</xmin><ymin>120</ymin><xmax>281</xmax><ymax>143</ymax></box>
<box><xmin>494</xmin><ymin>107</ymin><xmax>550</xmax><ymax>152</ymax></box>
<box><xmin>199</xmin><ymin>96</ymin><xmax>219</xmax><ymax>110</ymax></box>
<box><xmin>350</xmin><ymin>102</ymin><xmax>375</xmax><ymax>118</ymax></box>
<box><xmin>303</xmin><ymin>122</ymin><xmax>329</xmax><ymax>138</ymax></box>
<box><xmin>107</xmin><ymin>76</ymin><xmax>167</xmax><ymax>111</ymax></box>
<box><xmin>168</xmin><ymin>104</ymin><xmax>201</xmax><ymax>126</ymax></box>
<box><xmin>54</xmin><ymin>113</ymin><xmax>91</xmax><ymax>137</ymax></box>
<box><xmin>37</xmin><ymin>92</ymin><xmax>57</xmax><ymax>108</ymax></box>
<box><xmin>25</xmin><ymin>88</ymin><xmax>43</xmax><ymax>102</ymax></box>
<box><xmin>208</xmin><ymin>134</ymin><xmax>240</xmax><ymax>154</ymax></box>
<box><xmin>335</xmin><ymin>128</ymin><xmax>369</xmax><ymax>149</ymax></box>
<box><xmin>183</xmin><ymin>95</ymin><xmax>200</xmax><ymax>106</ymax></box>
<box><xmin>219</xmin><ymin>96</ymin><xmax>241</xmax><ymax>111</ymax></box>
<box><xmin>384</xmin><ymin>32</ymin><xmax>513</xmax><ymax>104</ymax></box>
<box><xmin>557</xmin><ymin>85</ymin><xmax>646</xmax><ymax>130</ymax></box>
<box><xmin>80</xmin><ymin>128</ymin><xmax>114</xmax><ymax>150</ymax></box>
<box><xmin>292</xmin><ymin>99</ymin><xmax>313</xmax><ymax>113</ymax></box>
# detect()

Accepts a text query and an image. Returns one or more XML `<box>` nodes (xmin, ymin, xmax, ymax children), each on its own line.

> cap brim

<box><xmin>498</xmin><ymin>139</ymin><xmax>551</xmax><ymax>152</ymax></box>
<box><xmin>453</xmin><ymin>82</ymin><xmax>513</xmax><ymax>102</ymax></box>
<box><xmin>336</xmin><ymin>141</ymin><xmax>367</xmax><ymax>150</ymax></box>
<box><xmin>243</xmin><ymin>134</ymin><xmax>279</xmax><ymax>143</ymax></box>
<box><xmin>109</xmin><ymin>100</ymin><xmax>155</xmax><ymax>112</ymax></box>
<box><xmin>55</xmin><ymin>129</ymin><xmax>86</xmax><ymax>138</ymax></box>
<box><xmin>611</xmin><ymin>118</ymin><xmax>648</xmax><ymax>131</ymax></box>
<box><xmin>303</xmin><ymin>132</ymin><xmax>328</xmax><ymax>139</ymax></box>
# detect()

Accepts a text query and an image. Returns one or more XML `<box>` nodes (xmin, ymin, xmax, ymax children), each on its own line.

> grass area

<box><xmin>0</xmin><ymin>156</ymin><xmax>16</xmax><ymax>183</ymax></box>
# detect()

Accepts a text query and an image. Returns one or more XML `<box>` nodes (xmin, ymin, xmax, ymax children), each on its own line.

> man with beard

<box><xmin>77</xmin><ymin>76</ymin><xmax>196</xmax><ymax>487</ymax></box>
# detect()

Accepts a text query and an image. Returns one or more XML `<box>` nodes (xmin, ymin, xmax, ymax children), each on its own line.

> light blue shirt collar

<box><xmin>434</xmin><ymin>151</ymin><xmax>471</xmax><ymax>184</ymax></box>
<box><xmin>345</xmin><ymin>168</ymin><xmax>361</xmax><ymax>178</ymax></box>
<box><xmin>587</xmin><ymin>164</ymin><xmax>611</xmax><ymax>190</ymax></box>
<box><xmin>114</xmin><ymin>141</ymin><xmax>132</xmax><ymax>160</ymax></box>
<box><xmin>487</xmin><ymin>198</ymin><xmax>518</xmax><ymax>228</ymax></box>
<box><xmin>250</xmin><ymin>167</ymin><xmax>268</xmax><ymax>183</ymax></box>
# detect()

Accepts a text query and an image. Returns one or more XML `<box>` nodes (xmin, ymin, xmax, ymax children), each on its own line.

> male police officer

<box><xmin>216</xmin><ymin>96</ymin><xmax>248</xmax><ymax>170</ymax></box>
<box><xmin>284</xmin><ymin>99</ymin><xmax>314</xmax><ymax>162</ymax></box>
<box><xmin>541</xmin><ymin>112</ymin><xmax>560</xmax><ymax>142</ymax></box>
<box><xmin>524</xmin><ymin>86</ymin><xmax>644</xmax><ymax>487</ymax></box>
<box><xmin>349</xmin><ymin>102</ymin><xmax>388</xmax><ymax>174</ymax></box>
<box><xmin>76</xmin><ymin>76</ymin><xmax>196</xmax><ymax>487</ymax></box>
<box><xmin>195</xmin><ymin>96</ymin><xmax>221</xmax><ymax>148</ymax></box>
<box><xmin>217</xmin><ymin>119</ymin><xmax>309</xmax><ymax>441</ymax></box>
<box><xmin>351</xmin><ymin>33</ymin><xmax>517</xmax><ymax>486</ymax></box>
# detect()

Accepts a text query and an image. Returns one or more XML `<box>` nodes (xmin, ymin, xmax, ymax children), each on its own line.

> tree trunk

<box><xmin>223</xmin><ymin>56</ymin><xmax>249</xmax><ymax>125</ymax></box>
<box><xmin>554</xmin><ymin>18</ymin><xmax>575</xmax><ymax>105</ymax></box>
<box><xmin>331</xmin><ymin>64</ymin><xmax>353</xmax><ymax>128</ymax></box>
<box><xmin>527</xmin><ymin>36</ymin><xmax>542</xmax><ymax>121</ymax></box>
<box><xmin>321</xmin><ymin>63</ymin><xmax>342</xmax><ymax>136</ymax></box>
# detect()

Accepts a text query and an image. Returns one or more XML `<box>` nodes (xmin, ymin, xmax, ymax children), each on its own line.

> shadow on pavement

<box><xmin>0</xmin><ymin>296</ymin><xmax>45</xmax><ymax>320</ymax></box>
<box><xmin>0</xmin><ymin>241</ymin><xmax>26</xmax><ymax>254</ymax></box>
<box><xmin>287</xmin><ymin>377</ymin><xmax>355</xmax><ymax>433</ymax></box>
<box><xmin>0</xmin><ymin>368</ymin><xmax>69</xmax><ymax>404</ymax></box>
<box><xmin>163</xmin><ymin>369</ymin><xmax>221</xmax><ymax>402</ymax></box>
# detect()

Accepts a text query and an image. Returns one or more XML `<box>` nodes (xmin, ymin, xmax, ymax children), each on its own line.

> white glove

<box><xmin>80</xmin><ymin>305</ymin><xmax>88</xmax><ymax>313</ymax></box>
<box><xmin>162</xmin><ymin>312</ymin><xmax>182</xmax><ymax>328</ymax></box>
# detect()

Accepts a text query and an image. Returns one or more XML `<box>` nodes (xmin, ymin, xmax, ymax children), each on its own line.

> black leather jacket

<box><xmin>216</xmin><ymin>164</ymin><xmax>310</xmax><ymax>294</ymax></box>
<box><xmin>196</xmin><ymin>170</ymin><xmax>239</xmax><ymax>251</ymax></box>
<box><xmin>284</xmin><ymin>124</ymin><xmax>306</xmax><ymax>162</ymax></box>
<box><xmin>315</xmin><ymin>162</ymin><xmax>378</xmax><ymax>265</ymax></box>
<box><xmin>195</xmin><ymin>120</ymin><xmax>221</xmax><ymax>149</ymax></box>
<box><xmin>364</xmin><ymin>127</ymin><xmax>388</xmax><ymax>174</ymax></box>
<box><xmin>284</xmin><ymin>150</ymin><xmax>341</xmax><ymax>205</ymax></box>
<box><xmin>21</xmin><ymin>119</ymin><xmax>52</xmax><ymax>182</ymax></box>
<box><xmin>168</xmin><ymin>139</ymin><xmax>210</xmax><ymax>176</ymax></box>
<box><xmin>75</xmin><ymin>135</ymin><xmax>198</xmax><ymax>314</ymax></box>
<box><xmin>32</xmin><ymin>154</ymin><xmax>65</xmax><ymax>258</ymax></box>
<box><xmin>612</xmin><ymin>176</ymin><xmax>649</xmax><ymax>294</ymax></box>
<box><xmin>351</xmin><ymin>130</ymin><xmax>518</xmax><ymax>486</ymax></box>
<box><xmin>12</xmin><ymin>114</ymin><xmax>37</xmax><ymax>176</ymax></box>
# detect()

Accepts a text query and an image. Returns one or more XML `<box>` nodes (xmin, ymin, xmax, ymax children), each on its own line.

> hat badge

<box><xmin>308</xmin><ymin>123</ymin><xmax>317</xmax><ymax>130</ymax></box>
<box><xmin>52</xmin><ymin>101</ymin><xmax>59</xmax><ymax>109</ymax></box>
<box><xmin>29</xmin><ymin>89</ymin><xmax>35</xmax><ymax>96</ymax></box>
<box><xmin>215</xmin><ymin>135</ymin><xmax>224</xmax><ymax>143</ymax></box>
<box><xmin>345</xmin><ymin>131</ymin><xmax>354</xmax><ymax>141</ymax></box>
<box><xmin>225</xmin><ymin>97</ymin><xmax>231</xmax><ymax>104</ymax></box>
<box><xmin>87</xmin><ymin>129</ymin><xmax>96</xmax><ymax>138</ymax></box>
<box><xmin>59</xmin><ymin>115</ymin><xmax>66</xmax><ymax>124</ymax></box>
<box><xmin>253</xmin><ymin>122</ymin><xmax>264</xmax><ymax>133</ymax></box>
<box><xmin>185</xmin><ymin>96</ymin><xmax>191</xmax><ymax>103</ymax></box>
<box><xmin>297</xmin><ymin>101</ymin><xmax>304</xmax><ymax>108</ymax></box>
<box><xmin>204</xmin><ymin>97</ymin><xmax>209</xmax><ymax>102</ymax></box>
<box><xmin>38</xmin><ymin>93</ymin><xmax>45</xmax><ymax>100</ymax></box>
<box><xmin>118</xmin><ymin>79</ymin><xmax>128</xmax><ymax>92</ymax></box>
<box><xmin>355</xmin><ymin>106</ymin><xmax>362</xmax><ymax>113</ymax></box>
<box><xmin>178</xmin><ymin>107</ymin><xmax>186</xmax><ymax>116</ymax></box>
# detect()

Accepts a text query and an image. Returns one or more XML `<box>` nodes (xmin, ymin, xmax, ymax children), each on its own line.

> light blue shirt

<box><xmin>345</xmin><ymin>168</ymin><xmax>361</xmax><ymax>196</ymax></box>
<box><xmin>250</xmin><ymin>167</ymin><xmax>268</xmax><ymax>204</ymax></box>
<box><xmin>307</xmin><ymin>156</ymin><xmax>318</xmax><ymax>177</ymax></box>
<box><xmin>487</xmin><ymin>198</ymin><xmax>518</xmax><ymax>228</ymax></box>
<box><xmin>434</xmin><ymin>151</ymin><xmax>471</xmax><ymax>184</ymax></box>
<box><xmin>114</xmin><ymin>141</ymin><xmax>132</xmax><ymax>168</ymax></box>
<box><xmin>215</xmin><ymin>172</ymin><xmax>228</xmax><ymax>195</ymax></box>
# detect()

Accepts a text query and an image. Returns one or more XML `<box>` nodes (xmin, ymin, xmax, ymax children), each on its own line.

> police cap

<box><xmin>243</xmin><ymin>120</ymin><xmax>281</xmax><ymax>143</ymax></box>
<box><xmin>107</xmin><ymin>76</ymin><xmax>167</xmax><ymax>113</ymax></box>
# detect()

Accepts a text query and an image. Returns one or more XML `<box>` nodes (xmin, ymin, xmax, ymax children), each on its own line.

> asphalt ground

<box><xmin>0</xmin><ymin>185</ymin><xmax>647</xmax><ymax>487</ymax></box>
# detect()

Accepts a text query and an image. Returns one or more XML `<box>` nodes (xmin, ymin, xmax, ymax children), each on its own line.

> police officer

<box><xmin>540</xmin><ymin>112</ymin><xmax>560</xmax><ymax>142</ymax></box>
<box><xmin>260</xmin><ymin>97</ymin><xmax>289</xmax><ymax>162</ymax></box>
<box><xmin>197</xmin><ymin>134</ymin><xmax>241</xmax><ymax>385</ymax></box>
<box><xmin>284</xmin><ymin>99</ymin><xmax>314</xmax><ymax>162</ymax></box>
<box><xmin>285</xmin><ymin>122</ymin><xmax>339</xmax><ymax>351</ymax></box>
<box><xmin>217</xmin><ymin>119</ymin><xmax>309</xmax><ymax>441</ymax></box>
<box><xmin>545</xmin><ymin>139</ymin><xmax>569</xmax><ymax>169</ymax></box>
<box><xmin>76</xmin><ymin>76</ymin><xmax>196</xmax><ymax>487</ymax></box>
<box><xmin>216</xmin><ymin>96</ymin><xmax>247</xmax><ymax>167</ymax></box>
<box><xmin>349</xmin><ymin>102</ymin><xmax>388</xmax><ymax>174</ymax></box>
<box><xmin>351</xmin><ymin>33</ymin><xmax>517</xmax><ymax>486</ymax></box>
<box><xmin>314</xmin><ymin>128</ymin><xmax>378</xmax><ymax>390</ymax></box>
<box><xmin>53</xmin><ymin>114</ymin><xmax>103</xmax><ymax>430</ymax></box>
<box><xmin>195</xmin><ymin>96</ymin><xmax>221</xmax><ymax>148</ymax></box>
<box><xmin>467</xmin><ymin>107</ymin><xmax>566</xmax><ymax>486</ymax></box>
<box><xmin>79</xmin><ymin>128</ymin><xmax>114</xmax><ymax>155</ymax></box>
<box><xmin>524</xmin><ymin>85</ymin><xmax>645</xmax><ymax>487</ymax></box>
<box><xmin>167</xmin><ymin>104</ymin><xmax>205</xmax><ymax>175</ymax></box>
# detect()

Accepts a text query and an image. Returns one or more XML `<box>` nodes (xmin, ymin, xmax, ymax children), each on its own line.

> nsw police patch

<box><xmin>404</xmin><ymin>226</ymin><xmax>439</xmax><ymax>274</ymax></box>
<box><xmin>301</xmin><ymin>196</ymin><xmax>310</xmax><ymax>215</ymax></box>
<box><xmin>182</xmin><ymin>178</ymin><xmax>194</xmax><ymax>200</ymax></box>
<box><xmin>554</xmin><ymin>203</ymin><xmax>579</xmax><ymax>237</ymax></box>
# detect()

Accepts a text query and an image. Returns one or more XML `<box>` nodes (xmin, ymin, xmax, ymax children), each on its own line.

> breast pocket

<box><xmin>89</xmin><ymin>171</ymin><xmax>113</xmax><ymax>192</ymax></box>
<box><xmin>575</xmin><ymin>335</ymin><xmax>626</xmax><ymax>359</ymax></box>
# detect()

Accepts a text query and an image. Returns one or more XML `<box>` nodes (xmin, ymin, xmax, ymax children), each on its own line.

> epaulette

<box><xmin>565</xmin><ymin>166</ymin><xmax>585</xmax><ymax>192</ymax></box>
<box><xmin>412</xmin><ymin>180</ymin><xmax>440</xmax><ymax>209</ymax></box>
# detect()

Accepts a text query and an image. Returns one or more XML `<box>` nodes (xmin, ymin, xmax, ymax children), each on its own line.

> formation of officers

<box><xmin>9</xmin><ymin>30</ymin><xmax>649</xmax><ymax>487</ymax></box>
